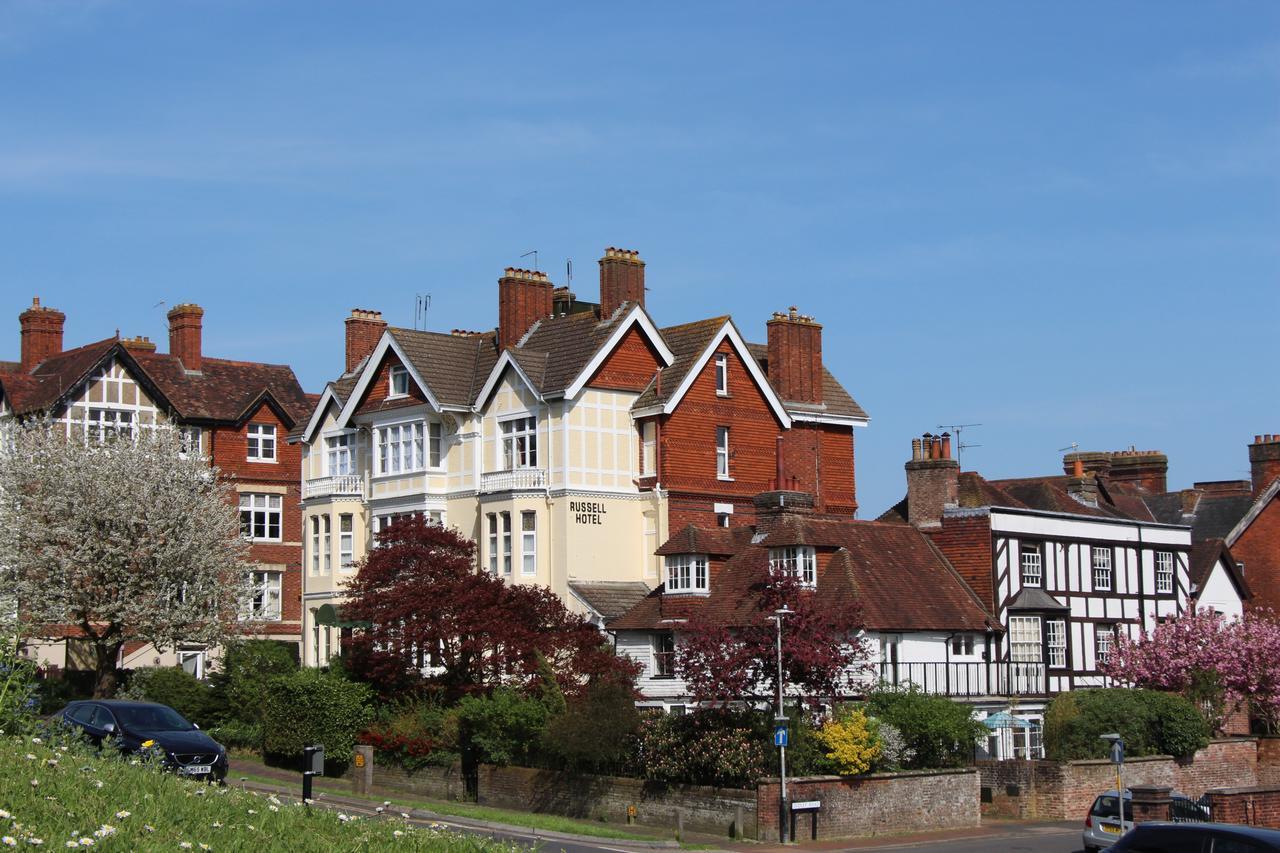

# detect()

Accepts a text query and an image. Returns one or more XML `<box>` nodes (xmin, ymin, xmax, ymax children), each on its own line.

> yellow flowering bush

<box><xmin>815</xmin><ymin>709</ymin><xmax>881</xmax><ymax>776</ymax></box>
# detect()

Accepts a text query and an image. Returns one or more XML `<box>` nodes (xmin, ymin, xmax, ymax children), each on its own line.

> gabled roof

<box><xmin>1188</xmin><ymin>538</ymin><xmax>1251</xmax><ymax>600</ymax></box>
<box><xmin>387</xmin><ymin>327</ymin><xmax>499</xmax><ymax>408</ymax></box>
<box><xmin>567</xmin><ymin>581</ymin><xmax>652</xmax><ymax>625</ymax></box>
<box><xmin>744</xmin><ymin>343</ymin><xmax>869</xmax><ymax>423</ymax></box>
<box><xmin>0</xmin><ymin>339</ymin><xmax>310</xmax><ymax>426</ymax></box>
<box><xmin>612</xmin><ymin>515</ymin><xmax>996</xmax><ymax>634</ymax></box>
<box><xmin>1224</xmin><ymin>478</ymin><xmax>1280</xmax><ymax>547</ymax></box>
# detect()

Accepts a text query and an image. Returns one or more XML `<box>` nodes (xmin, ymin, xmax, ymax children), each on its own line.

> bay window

<box><xmin>376</xmin><ymin>422</ymin><xmax>424</xmax><ymax>475</ymax></box>
<box><xmin>326</xmin><ymin>433</ymin><xmax>353</xmax><ymax>475</ymax></box>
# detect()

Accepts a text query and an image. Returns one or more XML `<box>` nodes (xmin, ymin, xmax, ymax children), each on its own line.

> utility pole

<box><xmin>771</xmin><ymin>605</ymin><xmax>794</xmax><ymax>843</ymax></box>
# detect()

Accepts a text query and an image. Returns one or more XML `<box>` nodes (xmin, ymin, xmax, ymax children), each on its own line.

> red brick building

<box><xmin>0</xmin><ymin>298</ymin><xmax>312</xmax><ymax>675</ymax></box>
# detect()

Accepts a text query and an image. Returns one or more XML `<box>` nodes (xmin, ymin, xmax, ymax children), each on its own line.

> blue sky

<box><xmin>2</xmin><ymin>1</ymin><xmax>1277</xmax><ymax>515</ymax></box>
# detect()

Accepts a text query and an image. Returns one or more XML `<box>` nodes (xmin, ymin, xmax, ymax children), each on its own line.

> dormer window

<box><xmin>665</xmin><ymin>554</ymin><xmax>708</xmax><ymax>593</ymax></box>
<box><xmin>769</xmin><ymin>545</ymin><xmax>816</xmax><ymax>588</ymax></box>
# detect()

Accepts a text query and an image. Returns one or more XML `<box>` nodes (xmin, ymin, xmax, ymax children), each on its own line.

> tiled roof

<box><xmin>655</xmin><ymin>524</ymin><xmax>753</xmax><ymax>556</ymax></box>
<box><xmin>387</xmin><ymin>328</ymin><xmax>498</xmax><ymax>408</ymax></box>
<box><xmin>1188</xmin><ymin>539</ymin><xmax>1251</xmax><ymax>599</ymax></box>
<box><xmin>744</xmin><ymin>343</ymin><xmax>868</xmax><ymax>421</ymax></box>
<box><xmin>567</xmin><ymin>581</ymin><xmax>652</xmax><ymax>624</ymax></box>
<box><xmin>632</xmin><ymin>316</ymin><xmax>729</xmax><ymax>411</ymax></box>
<box><xmin>612</xmin><ymin>515</ymin><xmax>994</xmax><ymax>633</ymax></box>
<box><xmin>515</xmin><ymin>306</ymin><xmax>636</xmax><ymax>395</ymax></box>
<box><xmin>0</xmin><ymin>339</ymin><xmax>309</xmax><ymax>426</ymax></box>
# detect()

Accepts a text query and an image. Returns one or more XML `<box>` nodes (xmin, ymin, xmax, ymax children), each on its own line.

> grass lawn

<box><xmin>0</xmin><ymin>734</ymin><xmax>518</xmax><ymax>851</ymax></box>
<box><xmin>230</xmin><ymin>768</ymin><xmax>661</xmax><ymax>841</ymax></box>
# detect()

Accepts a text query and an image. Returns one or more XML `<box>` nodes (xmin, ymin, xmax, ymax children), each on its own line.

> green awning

<box><xmin>314</xmin><ymin>603</ymin><xmax>369</xmax><ymax>629</ymax></box>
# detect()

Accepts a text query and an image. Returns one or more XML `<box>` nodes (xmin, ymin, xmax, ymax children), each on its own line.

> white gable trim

<box><xmin>661</xmin><ymin>320</ymin><xmax>792</xmax><ymax>427</ymax></box>
<box><xmin>563</xmin><ymin>305</ymin><xmax>676</xmax><ymax>399</ymax></box>
<box><xmin>301</xmin><ymin>386</ymin><xmax>342</xmax><ymax>444</ymax></box>
<box><xmin>789</xmin><ymin>411</ymin><xmax>870</xmax><ymax>428</ymax></box>
<box><xmin>474</xmin><ymin>350</ymin><xmax>545</xmax><ymax>410</ymax></box>
<box><xmin>335</xmin><ymin>333</ymin><xmax>442</xmax><ymax>428</ymax></box>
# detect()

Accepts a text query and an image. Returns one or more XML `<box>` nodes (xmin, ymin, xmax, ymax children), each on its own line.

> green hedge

<box><xmin>865</xmin><ymin>689</ymin><xmax>986</xmax><ymax>769</ymax></box>
<box><xmin>262</xmin><ymin>669</ymin><xmax>373</xmax><ymax>772</ymax></box>
<box><xmin>1043</xmin><ymin>688</ymin><xmax>1210</xmax><ymax>760</ymax></box>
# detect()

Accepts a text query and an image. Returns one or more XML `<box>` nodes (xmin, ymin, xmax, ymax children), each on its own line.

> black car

<box><xmin>1107</xmin><ymin>821</ymin><xmax>1280</xmax><ymax>852</ymax></box>
<box><xmin>53</xmin><ymin>700</ymin><xmax>228</xmax><ymax>783</ymax></box>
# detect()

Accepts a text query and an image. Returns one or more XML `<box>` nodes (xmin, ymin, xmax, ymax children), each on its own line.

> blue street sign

<box><xmin>774</xmin><ymin>724</ymin><xmax>789</xmax><ymax>747</ymax></box>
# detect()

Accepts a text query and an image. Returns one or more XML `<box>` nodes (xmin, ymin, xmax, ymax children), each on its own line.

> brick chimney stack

<box><xmin>1063</xmin><ymin>452</ymin><xmax>1112</xmax><ymax>479</ymax></box>
<box><xmin>752</xmin><ymin>489</ymin><xmax>815</xmax><ymax>536</ymax></box>
<box><xmin>344</xmin><ymin>309</ymin><xmax>386</xmax><ymax>374</ymax></box>
<box><xmin>767</xmin><ymin>306</ymin><xmax>823</xmax><ymax>404</ymax></box>
<box><xmin>19</xmin><ymin>297</ymin><xmax>65</xmax><ymax>371</ymax></box>
<box><xmin>166</xmin><ymin>304</ymin><xmax>204</xmax><ymax>373</ymax></box>
<box><xmin>1066</xmin><ymin>456</ymin><xmax>1099</xmax><ymax>507</ymax></box>
<box><xmin>1105</xmin><ymin>448</ymin><xmax>1168</xmax><ymax>494</ymax></box>
<box><xmin>498</xmin><ymin>268</ymin><xmax>553</xmax><ymax>350</ymax></box>
<box><xmin>1250</xmin><ymin>435</ymin><xmax>1280</xmax><ymax>496</ymax></box>
<box><xmin>905</xmin><ymin>432</ymin><xmax>959</xmax><ymax>529</ymax></box>
<box><xmin>598</xmin><ymin>247</ymin><xmax>645</xmax><ymax>318</ymax></box>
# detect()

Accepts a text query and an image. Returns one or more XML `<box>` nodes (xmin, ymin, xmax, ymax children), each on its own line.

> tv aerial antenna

<box><xmin>1058</xmin><ymin>442</ymin><xmax>1080</xmax><ymax>454</ymax></box>
<box><xmin>520</xmin><ymin>249</ymin><xmax>539</xmax><ymax>270</ymax></box>
<box><xmin>937</xmin><ymin>423</ymin><xmax>982</xmax><ymax>465</ymax></box>
<box><xmin>414</xmin><ymin>294</ymin><xmax>431</xmax><ymax>331</ymax></box>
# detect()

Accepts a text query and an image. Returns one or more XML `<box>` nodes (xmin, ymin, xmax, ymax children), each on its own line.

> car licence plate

<box><xmin>182</xmin><ymin>765</ymin><xmax>212</xmax><ymax>775</ymax></box>
<box><xmin>1101</xmin><ymin>824</ymin><xmax>1122</xmax><ymax>834</ymax></box>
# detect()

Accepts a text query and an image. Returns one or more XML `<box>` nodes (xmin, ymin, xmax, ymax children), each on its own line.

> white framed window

<box><xmin>326</xmin><ymin>433</ymin><xmax>353</xmax><ymax>476</ymax></box>
<box><xmin>769</xmin><ymin>545</ymin><xmax>816</xmax><ymax>587</ymax></box>
<box><xmin>714</xmin><ymin>353</ymin><xmax>729</xmax><ymax>396</ymax></box>
<box><xmin>716</xmin><ymin>426</ymin><xmax>730</xmax><ymax>479</ymax></box>
<box><xmin>1009</xmin><ymin>616</ymin><xmax>1042</xmax><ymax>662</ymax></box>
<box><xmin>389</xmin><ymin>365</ymin><xmax>410</xmax><ymax>397</ymax></box>
<box><xmin>339</xmin><ymin>514</ymin><xmax>354</xmax><ymax>570</ymax></box>
<box><xmin>322</xmin><ymin>515</ymin><xmax>331</xmax><ymax>573</ymax></box>
<box><xmin>1096</xmin><ymin>624</ymin><xmax>1115</xmax><ymax>665</ymax></box>
<box><xmin>487</xmin><ymin>514</ymin><xmax>499</xmax><ymax>574</ymax></box>
<box><xmin>665</xmin><ymin>554</ymin><xmax>709</xmax><ymax>593</ymax></box>
<box><xmin>501</xmin><ymin>511</ymin><xmax>512</xmax><ymax>575</ymax></box>
<box><xmin>246</xmin><ymin>423</ymin><xmax>277</xmax><ymax>462</ymax></box>
<box><xmin>179</xmin><ymin>650</ymin><xmax>206</xmax><ymax>680</ymax></box>
<box><xmin>951</xmin><ymin>635</ymin><xmax>975</xmax><ymax>656</ymax></box>
<box><xmin>520</xmin><ymin>511</ymin><xmax>537</xmax><ymax>576</ymax></box>
<box><xmin>1155</xmin><ymin>551</ymin><xmax>1174</xmax><ymax>594</ymax></box>
<box><xmin>179</xmin><ymin>425</ymin><xmax>203</xmax><ymax>456</ymax></box>
<box><xmin>1047</xmin><ymin>619</ymin><xmax>1067</xmax><ymax>668</ymax></box>
<box><xmin>1020</xmin><ymin>542</ymin><xmax>1043</xmax><ymax>587</ymax></box>
<box><xmin>376</xmin><ymin>422</ymin><xmax>424</xmax><ymax>475</ymax></box>
<box><xmin>1092</xmin><ymin>547</ymin><xmax>1113</xmax><ymax>591</ymax></box>
<box><xmin>244</xmin><ymin>570</ymin><xmax>282</xmax><ymax>621</ymax></box>
<box><xmin>87</xmin><ymin>408</ymin><xmax>134</xmax><ymax>443</ymax></box>
<box><xmin>428</xmin><ymin>421</ymin><xmax>443</xmax><ymax>468</ymax></box>
<box><xmin>239</xmin><ymin>493</ymin><xmax>282</xmax><ymax>541</ymax></box>
<box><xmin>310</xmin><ymin>516</ymin><xmax>322</xmax><ymax>574</ymax></box>
<box><xmin>653</xmin><ymin>634</ymin><xmax>676</xmax><ymax>678</ymax></box>
<box><xmin>640</xmin><ymin>421</ymin><xmax>656</xmax><ymax>476</ymax></box>
<box><xmin>500</xmin><ymin>416</ymin><xmax>538</xmax><ymax>469</ymax></box>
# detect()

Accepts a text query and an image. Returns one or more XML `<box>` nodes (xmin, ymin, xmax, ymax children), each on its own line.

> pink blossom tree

<box><xmin>1104</xmin><ymin>609</ymin><xmax>1280</xmax><ymax>733</ymax></box>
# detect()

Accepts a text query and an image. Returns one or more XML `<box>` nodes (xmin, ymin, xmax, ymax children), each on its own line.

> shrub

<box><xmin>207</xmin><ymin>639</ymin><xmax>298</xmax><ymax>727</ymax></box>
<box><xmin>635</xmin><ymin>708</ymin><xmax>768</xmax><ymax>788</ymax></box>
<box><xmin>262</xmin><ymin>669</ymin><xmax>373</xmax><ymax>772</ymax></box>
<box><xmin>361</xmin><ymin>700</ymin><xmax>461</xmax><ymax>771</ymax></box>
<box><xmin>456</xmin><ymin>688</ymin><xmax>550</xmax><ymax>768</ymax></box>
<box><xmin>119</xmin><ymin>666</ymin><xmax>216</xmax><ymax>728</ymax></box>
<box><xmin>542</xmin><ymin>680</ymin><xmax>641</xmax><ymax>774</ymax></box>
<box><xmin>0</xmin><ymin>645</ymin><xmax>38</xmax><ymax>734</ymax></box>
<box><xmin>206</xmin><ymin>719</ymin><xmax>262</xmax><ymax>751</ymax></box>
<box><xmin>1044</xmin><ymin>688</ymin><xmax>1209</xmax><ymax>760</ymax></box>
<box><xmin>34</xmin><ymin>674</ymin><xmax>84</xmax><ymax>716</ymax></box>
<box><xmin>815</xmin><ymin>708</ymin><xmax>880</xmax><ymax>776</ymax></box>
<box><xmin>872</xmin><ymin>720</ymin><xmax>915</xmax><ymax>771</ymax></box>
<box><xmin>865</xmin><ymin>689</ymin><xmax>985</xmax><ymax>769</ymax></box>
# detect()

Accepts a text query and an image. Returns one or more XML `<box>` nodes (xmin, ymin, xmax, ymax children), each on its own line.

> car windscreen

<box><xmin>1091</xmin><ymin>795</ymin><xmax>1134</xmax><ymax>822</ymax></box>
<box><xmin>112</xmin><ymin>705</ymin><xmax>194</xmax><ymax>732</ymax></box>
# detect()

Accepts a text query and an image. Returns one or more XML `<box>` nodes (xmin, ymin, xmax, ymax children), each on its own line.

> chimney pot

<box><xmin>19</xmin><ymin>296</ymin><xmax>66</xmax><ymax>371</ymax></box>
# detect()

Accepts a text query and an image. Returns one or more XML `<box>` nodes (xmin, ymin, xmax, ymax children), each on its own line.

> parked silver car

<box><xmin>1084</xmin><ymin>790</ymin><xmax>1212</xmax><ymax>852</ymax></box>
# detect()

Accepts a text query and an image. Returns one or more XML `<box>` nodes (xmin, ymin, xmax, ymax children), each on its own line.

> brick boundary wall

<box><xmin>477</xmin><ymin>764</ymin><xmax>757</xmax><ymax>839</ymax></box>
<box><xmin>1208</xmin><ymin>785</ymin><xmax>1280</xmax><ymax>828</ymax></box>
<box><xmin>977</xmin><ymin>738</ymin><xmax>1259</xmax><ymax>821</ymax></box>
<box><xmin>756</xmin><ymin>769</ymin><xmax>980</xmax><ymax>842</ymax></box>
<box><xmin>1259</xmin><ymin>737</ymin><xmax>1280</xmax><ymax>788</ymax></box>
<box><xmin>342</xmin><ymin>756</ymin><xmax>469</xmax><ymax>802</ymax></box>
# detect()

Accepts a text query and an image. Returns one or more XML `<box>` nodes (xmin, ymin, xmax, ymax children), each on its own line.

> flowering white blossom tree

<box><xmin>0</xmin><ymin>421</ymin><xmax>252</xmax><ymax>697</ymax></box>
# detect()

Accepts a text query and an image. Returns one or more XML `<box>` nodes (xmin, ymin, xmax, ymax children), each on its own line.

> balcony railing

<box><xmin>304</xmin><ymin>474</ymin><xmax>365</xmax><ymax>500</ymax></box>
<box><xmin>480</xmin><ymin>468</ymin><xmax>547</xmax><ymax>493</ymax></box>
<box><xmin>873</xmin><ymin>661</ymin><xmax>1051</xmax><ymax>698</ymax></box>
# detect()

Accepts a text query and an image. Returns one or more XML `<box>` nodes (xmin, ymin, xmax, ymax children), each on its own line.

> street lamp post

<box><xmin>771</xmin><ymin>605</ymin><xmax>794</xmax><ymax>843</ymax></box>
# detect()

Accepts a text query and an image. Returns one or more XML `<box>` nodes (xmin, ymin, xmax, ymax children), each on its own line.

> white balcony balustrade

<box><xmin>480</xmin><ymin>468</ymin><xmax>547</xmax><ymax>493</ymax></box>
<box><xmin>304</xmin><ymin>473</ymin><xmax>365</xmax><ymax>499</ymax></box>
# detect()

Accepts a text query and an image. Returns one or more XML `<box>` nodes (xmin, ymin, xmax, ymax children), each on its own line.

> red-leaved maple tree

<box><xmin>340</xmin><ymin>518</ymin><xmax>637</xmax><ymax>699</ymax></box>
<box><xmin>675</xmin><ymin>574</ymin><xmax>871</xmax><ymax>705</ymax></box>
